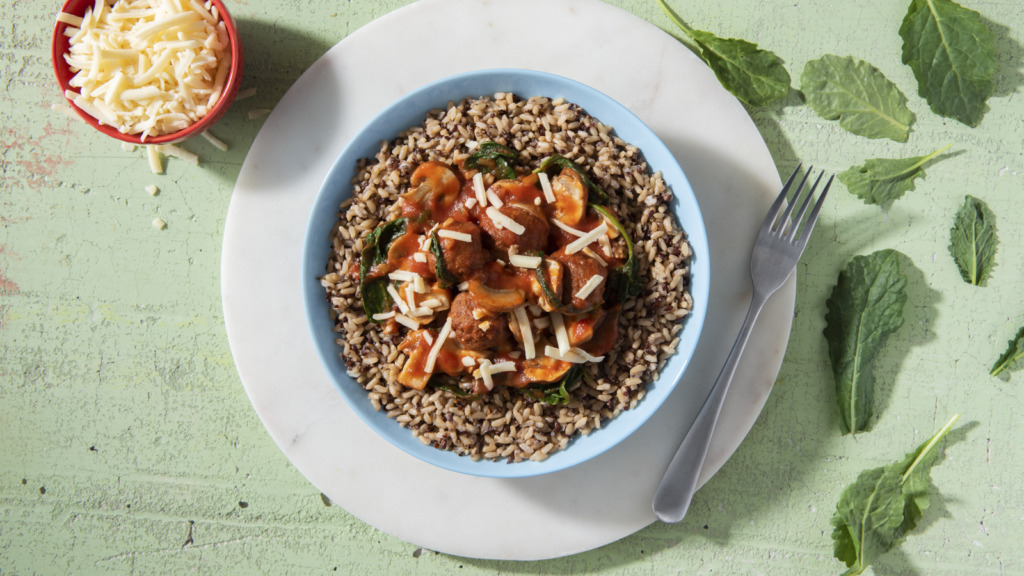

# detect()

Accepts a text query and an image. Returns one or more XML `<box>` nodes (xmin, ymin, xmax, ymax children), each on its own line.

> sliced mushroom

<box><xmin>467</xmin><ymin>278</ymin><xmax>526</xmax><ymax>314</ymax></box>
<box><xmin>550</xmin><ymin>167</ymin><xmax>587</xmax><ymax>226</ymax></box>
<box><xmin>402</xmin><ymin>161</ymin><xmax>461</xmax><ymax>215</ymax></box>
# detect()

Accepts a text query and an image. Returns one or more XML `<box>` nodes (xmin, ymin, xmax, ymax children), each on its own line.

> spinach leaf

<box><xmin>990</xmin><ymin>326</ymin><xmax>1024</xmax><ymax>377</ymax></box>
<box><xmin>534</xmin><ymin>154</ymin><xmax>610</xmax><ymax>205</ymax></box>
<box><xmin>832</xmin><ymin>414</ymin><xmax>960</xmax><ymax>576</ymax></box>
<box><xmin>430</xmin><ymin>231</ymin><xmax>458</xmax><ymax>289</ymax></box>
<box><xmin>359</xmin><ymin>218</ymin><xmax>406</xmax><ymax>321</ymax></box>
<box><xmin>949</xmin><ymin>195</ymin><xmax>998</xmax><ymax>286</ymax></box>
<box><xmin>824</xmin><ymin>250</ymin><xmax>908</xmax><ymax>435</ymax></box>
<box><xmin>591</xmin><ymin>205</ymin><xmax>642</xmax><ymax>302</ymax></box>
<box><xmin>838</xmin><ymin>144</ymin><xmax>951</xmax><ymax>208</ymax></box>
<box><xmin>465</xmin><ymin>141</ymin><xmax>518</xmax><ymax>181</ymax></box>
<box><xmin>900</xmin><ymin>0</ymin><xmax>997</xmax><ymax>127</ymax></box>
<box><xmin>657</xmin><ymin>0</ymin><xmax>790</xmax><ymax>107</ymax></box>
<box><xmin>801</xmin><ymin>54</ymin><xmax>916</xmax><ymax>142</ymax></box>
<box><xmin>536</xmin><ymin>365</ymin><xmax>583</xmax><ymax>406</ymax></box>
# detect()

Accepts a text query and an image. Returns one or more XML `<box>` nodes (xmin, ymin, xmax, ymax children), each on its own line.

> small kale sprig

<box><xmin>832</xmin><ymin>414</ymin><xmax>961</xmax><ymax>576</ymax></box>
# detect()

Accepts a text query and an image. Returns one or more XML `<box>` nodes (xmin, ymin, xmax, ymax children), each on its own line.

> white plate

<box><xmin>222</xmin><ymin>0</ymin><xmax>791</xmax><ymax>561</ymax></box>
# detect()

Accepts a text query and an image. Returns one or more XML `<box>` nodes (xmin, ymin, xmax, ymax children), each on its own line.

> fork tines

<box><xmin>769</xmin><ymin>165</ymin><xmax>834</xmax><ymax>245</ymax></box>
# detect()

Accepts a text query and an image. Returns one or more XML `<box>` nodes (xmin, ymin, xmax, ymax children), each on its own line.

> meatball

<box><xmin>449</xmin><ymin>292</ymin><xmax>510</xmax><ymax>351</ymax></box>
<box><xmin>479</xmin><ymin>202</ymin><xmax>549</xmax><ymax>253</ymax></box>
<box><xmin>551</xmin><ymin>248</ymin><xmax>608</xmax><ymax>310</ymax></box>
<box><xmin>429</xmin><ymin>221</ymin><xmax>487</xmax><ymax>281</ymax></box>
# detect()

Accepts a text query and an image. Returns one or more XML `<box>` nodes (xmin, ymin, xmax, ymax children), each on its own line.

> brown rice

<box><xmin>319</xmin><ymin>93</ymin><xmax>693</xmax><ymax>462</ymax></box>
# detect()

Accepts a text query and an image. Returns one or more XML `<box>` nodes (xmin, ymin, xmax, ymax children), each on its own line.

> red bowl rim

<box><xmin>51</xmin><ymin>0</ymin><xmax>244</xmax><ymax>145</ymax></box>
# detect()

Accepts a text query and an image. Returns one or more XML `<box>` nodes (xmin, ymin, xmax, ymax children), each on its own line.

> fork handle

<box><xmin>652</xmin><ymin>290</ymin><xmax>768</xmax><ymax>523</ymax></box>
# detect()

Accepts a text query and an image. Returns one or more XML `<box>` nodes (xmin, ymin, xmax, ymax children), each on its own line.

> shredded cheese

<box><xmin>477</xmin><ymin>359</ymin><xmax>495</xmax><ymax>391</ymax></box>
<box><xmin>421</xmin><ymin>298</ymin><xmax>444</xmax><ymax>309</ymax></box>
<box><xmin>486</xmin><ymin>188</ymin><xmax>504</xmax><ymax>208</ymax></box>
<box><xmin>566</xmin><ymin>222</ymin><xmax>609</xmax><ymax>255</ymax></box>
<box><xmin>573</xmin><ymin>347</ymin><xmax>605</xmax><ymax>363</ymax></box>
<box><xmin>513</xmin><ymin>306</ymin><xmax>536</xmax><ymax>359</ymax></box>
<box><xmin>60</xmin><ymin>0</ymin><xmax>231</xmax><ymax>139</ymax></box>
<box><xmin>388</xmin><ymin>270</ymin><xmax>419</xmax><ymax>283</ymax></box>
<box><xmin>490</xmin><ymin>361</ymin><xmax>516</xmax><ymax>374</ymax></box>
<box><xmin>437</xmin><ymin>229</ymin><xmax>473</xmax><ymax>243</ymax></box>
<box><xmin>394</xmin><ymin>314</ymin><xmax>419</xmax><ymax>330</ymax></box>
<box><xmin>574</xmin><ymin>274</ymin><xmax>605</xmax><ymax>301</ymax></box>
<box><xmin>582</xmin><ymin>247</ymin><xmax>608</xmax><ymax>267</ymax></box>
<box><xmin>551</xmin><ymin>218</ymin><xmax>587</xmax><ymax>238</ymax></box>
<box><xmin>386</xmin><ymin>284</ymin><xmax>410</xmax><ymax>314</ymax></box>
<box><xmin>538</xmin><ymin>172</ymin><xmax>556</xmax><ymax>203</ymax></box>
<box><xmin>413</xmin><ymin>252</ymin><xmax>427</xmax><ymax>263</ymax></box>
<box><xmin>424</xmin><ymin>317</ymin><xmax>452</xmax><ymax>373</ymax></box>
<box><xmin>509</xmin><ymin>254</ymin><xmax>542</xmax><ymax>269</ymax></box>
<box><xmin>465</xmin><ymin>197</ymin><xmax>478</xmax><ymax>209</ymax></box>
<box><xmin>551</xmin><ymin>311</ymin><xmax>571</xmax><ymax>355</ymax></box>
<box><xmin>544</xmin><ymin>345</ymin><xmax>586</xmax><ymax>364</ymax></box>
<box><xmin>146</xmin><ymin>145</ymin><xmax>163</xmax><ymax>174</ymax></box>
<box><xmin>461</xmin><ymin>356</ymin><xmax>476</xmax><ymax>367</ymax></box>
<box><xmin>472</xmin><ymin>173</ymin><xmax>487</xmax><ymax>207</ymax></box>
<box><xmin>485</xmin><ymin>206</ymin><xmax>525</xmax><ymax>235</ymax></box>
<box><xmin>372</xmin><ymin>311</ymin><xmax>395</xmax><ymax>321</ymax></box>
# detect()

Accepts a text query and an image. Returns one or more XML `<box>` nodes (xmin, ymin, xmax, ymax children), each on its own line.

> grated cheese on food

<box><xmin>513</xmin><ymin>306</ymin><xmax>536</xmax><ymax>359</ymax></box>
<box><xmin>386</xmin><ymin>284</ymin><xmax>410</xmax><ymax>314</ymax></box>
<box><xmin>566</xmin><ymin>222</ymin><xmax>608</xmax><ymax>255</ymax></box>
<box><xmin>437</xmin><ymin>229</ymin><xmax>473</xmax><ymax>243</ymax></box>
<box><xmin>538</xmin><ymin>172</ymin><xmax>556</xmax><ymax>203</ymax></box>
<box><xmin>472</xmin><ymin>173</ymin><xmax>487</xmax><ymax>207</ymax></box>
<box><xmin>574</xmin><ymin>274</ymin><xmax>605</xmax><ymax>301</ymax></box>
<box><xmin>509</xmin><ymin>254</ymin><xmax>542</xmax><ymax>269</ymax></box>
<box><xmin>551</xmin><ymin>218</ymin><xmax>587</xmax><ymax>237</ymax></box>
<box><xmin>60</xmin><ymin>0</ymin><xmax>231</xmax><ymax>140</ymax></box>
<box><xmin>486</xmin><ymin>188</ymin><xmax>504</xmax><ymax>209</ymax></box>
<box><xmin>544</xmin><ymin>345</ymin><xmax>586</xmax><ymax>364</ymax></box>
<box><xmin>551</xmin><ymin>311</ymin><xmax>571</xmax><ymax>355</ymax></box>
<box><xmin>485</xmin><ymin>206</ymin><xmax>525</xmax><ymax>235</ymax></box>
<box><xmin>425</xmin><ymin>317</ymin><xmax>453</xmax><ymax>373</ymax></box>
<box><xmin>394</xmin><ymin>314</ymin><xmax>419</xmax><ymax>330</ymax></box>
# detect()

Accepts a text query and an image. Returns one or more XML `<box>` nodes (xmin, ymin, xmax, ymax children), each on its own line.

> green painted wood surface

<box><xmin>2</xmin><ymin>0</ymin><xmax>1023</xmax><ymax>574</ymax></box>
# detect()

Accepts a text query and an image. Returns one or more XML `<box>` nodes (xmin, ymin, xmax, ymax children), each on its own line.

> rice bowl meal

<box><xmin>317</xmin><ymin>87</ymin><xmax>695</xmax><ymax>464</ymax></box>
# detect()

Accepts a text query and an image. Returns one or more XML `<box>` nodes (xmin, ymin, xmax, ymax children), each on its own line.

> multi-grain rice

<box><xmin>320</xmin><ymin>93</ymin><xmax>693</xmax><ymax>462</ymax></box>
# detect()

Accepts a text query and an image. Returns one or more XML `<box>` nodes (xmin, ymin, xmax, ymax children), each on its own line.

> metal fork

<box><xmin>652</xmin><ymin>166</ymin><xmax>833</xmax><ymax>523</ymax></box>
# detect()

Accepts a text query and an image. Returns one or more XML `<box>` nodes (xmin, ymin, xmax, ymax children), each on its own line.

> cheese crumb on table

<box><xmin>152</xmin><ymin>217</ymin><xmax>166</xmax><ymax>230</ymax></box>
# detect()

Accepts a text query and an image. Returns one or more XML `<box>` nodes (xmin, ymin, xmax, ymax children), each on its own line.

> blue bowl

<box><xmin>303</xmin><ymin>69</ymin><xmax>709</xmax><ymax>478</ymax></box>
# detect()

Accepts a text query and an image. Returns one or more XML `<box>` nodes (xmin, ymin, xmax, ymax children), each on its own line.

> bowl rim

<box><xmin>50</xmin><ymin>0</ymin><xmax>244</xmax><ymax>145</ymax></box>
<box><xmin>302</xmin><ymin>68</ymin><xmax>710</xmax><ymax>478</ymax></box>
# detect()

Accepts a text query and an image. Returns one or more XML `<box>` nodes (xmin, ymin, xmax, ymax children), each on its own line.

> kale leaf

<box><xmin>838</xmin><ymin>144</ymin><xmax>951</xmax><ymax>208</ymax></box>
<box><xmin>801</xmin><ymin>54</ymin><xmax>916</xmax><ymax>142</ymax></box>
<box><xmin>824</xmin><ymin>250</ymin><xmax>908</xmax><ymax>435</ymax></box>
<box><xmin>657</xmin><ymin>0</ymin><xmax>790</xmax><ymax>107</ymax></box>
<box><xmin>949</xmin><ymin>195</ymin><xmax>998</xmax><ymax>287</ymax></box>
<box><xmin>832</xmin><ymin>414</ymin><xmax>960</xmax><ymax>575</ymax></box>
<box><xmin>900</xmin><ymin>0</ymin><xmax>997</xmax><ymax>127</ymax></box>
<box><xmin>990</xmin><ymin>326</ymin><xmax>1024</xmax><ymax>378</ymax></box>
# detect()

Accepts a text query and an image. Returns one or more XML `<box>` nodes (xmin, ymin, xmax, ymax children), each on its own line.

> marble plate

<box><xmin>221</xmin><ymin>0</ymin><xmax>791</xmax><ymax>560</ymax></box>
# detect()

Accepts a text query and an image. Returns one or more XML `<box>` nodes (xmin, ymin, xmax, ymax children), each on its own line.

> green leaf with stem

<box><xmin>949</xmin><ymin>195</ymin><xmax>998</xmax><ymax>286</ymax></box>
<box><xmin>990</xmin><ymin>326</ymin><xmax>1024</xmax><ymax>377</ymax></box>
<box><xmin>824</xmin><ymin>250</ymin><xmax>908</xmax><ymax>435</ymax></box>
<box><xmin>838</xmin><ymin>144</ymin><xmax>951</xmax><ymax>208</ymax></box>
<box><xmin>656</xmin><ymin>0</ymin><xmax>791</xmax><ymax>107</ymax></box>
<box><xmin>801</xmin><ymin>54</ymin><xmax>916</xmax><ymax>142</ymax></box>
<box><xmin>900</xmin><ymin>0</ymin><xmax>997</xmax><ymax>127</ymax></box>
<box><xmin>832</xmin><ymin>414</ymin><xmax>961</xmax><ymax>575</ymax></box>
